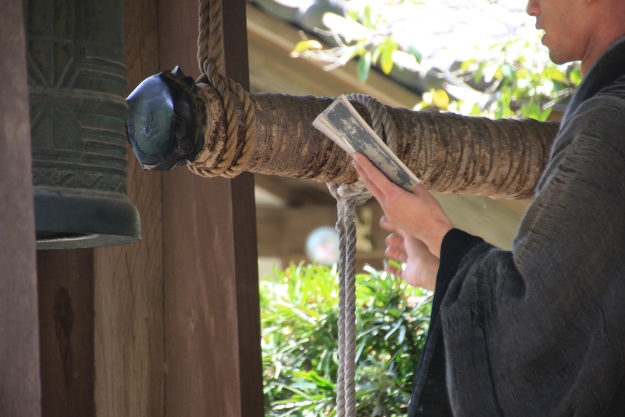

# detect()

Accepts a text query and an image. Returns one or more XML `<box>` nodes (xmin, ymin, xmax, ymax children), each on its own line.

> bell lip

<box><xmin>35</xmin><ymin>187</ymin><xmax>142</xmax><ymax>250</ymax></box>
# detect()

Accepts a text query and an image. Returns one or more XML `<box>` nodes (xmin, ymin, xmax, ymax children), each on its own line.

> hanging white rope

<box><xmin>328</xmin><ymin>93</ymin><xmax>398</xmax><ymax>417</ymax></box>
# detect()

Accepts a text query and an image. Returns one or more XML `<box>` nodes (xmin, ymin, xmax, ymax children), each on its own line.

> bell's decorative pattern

<box><xmin>27</xmin><ymin>0</ymin><xmax>141</xmax><ymax>249</ymax></box>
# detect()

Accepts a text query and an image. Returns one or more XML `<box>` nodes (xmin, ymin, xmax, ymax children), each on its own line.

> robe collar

<box><xmin>563</xmin><ymin>35</ymin><xmax>625</xmax><ymax>124</ymax></box>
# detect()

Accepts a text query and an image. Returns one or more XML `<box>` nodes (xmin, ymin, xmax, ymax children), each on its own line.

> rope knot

<box><xmin>328</xmin><ymin>181</ymin><xmax>372</xmax><ymax>207</ymax></box>
<box><xmin>193</xmin><ymin>0</ymin><xmax>256</xmax><ymax>179</ymax></box>
<box><xmin>189</xmin><ymin>56</ymin><xmax>257</xmax><ymax>179</ymax></box>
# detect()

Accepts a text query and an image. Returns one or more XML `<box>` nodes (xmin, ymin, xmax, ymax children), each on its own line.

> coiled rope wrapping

<box><xmin>195</xmin><ymin>2</ymin><xmax>403</xmax><ymax>415</ymax></box>
<box><xmin>193</xmin><ymin>0</ymin><xmax>257</xmax><ymax>179</ymax></box>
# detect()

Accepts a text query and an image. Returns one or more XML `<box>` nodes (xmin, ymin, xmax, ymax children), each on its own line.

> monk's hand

<box><xmin>352</xmin><ymin>153</ymin><xmax>453</xmax><ymax>257</ymax></box>
<box><xmin>380</xmin><ymin>217</ymin><xmax>439</xmax><ymax>290</ymax></box>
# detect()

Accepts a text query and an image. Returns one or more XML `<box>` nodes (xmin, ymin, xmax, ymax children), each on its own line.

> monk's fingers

<box><xmin>352</xmin><ymin>155</ymin><xmax>383</xmax><ymax>199</ymax></box>
<box><xmin>385</xmin><ymin>232</ymin><xmax>404</xmax><ymax>247</ymax></box>
<box><xmin>385</xmin><ymin>245</ymin><xmax>408</xmax><ymax>263</ymax></box>
<box><xmin>352</xmin><ymin>153</ymin><xmax>395</xmax><ymax>198</ymax></box>
<box><xmin>406</xmin><ymin>235</ymin><xmax>430</xmax><ymax>252</ymax></box>
<box><xmin>383</xmin><ymin>233</ymin><xmax>407</xmax><ymax>262</ymax></box>
<box><xmin>379</xmin><ymin>215</ymin><xmax>401</xmax><ymax>233</ymax></box>
<box><xmin>411</xmin><ymin>182</ymin><xmax>432</xmax><ymax>196</ymax></box>
<box><xmin>384</xmin><ymin>262</ymin><xmax>403</xmax><ymax>278</ymax></box>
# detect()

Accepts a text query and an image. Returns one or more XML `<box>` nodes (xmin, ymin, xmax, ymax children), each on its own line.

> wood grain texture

<box><xmin>158</xmin><ymin>0</ymin><xmax>264</xmax><ymax>415</ymax></box>
<box><xmin>93</xmin><ymin>0</ymin><xmax>165</xmax><ymax>415</ymax></box>
<box><xmin>246</xmin><ymin>4</ymin><xmax>422</xmax><ymax>108</ymax></box>
<box><xmin>0</xmin><ymin>1</ymin><xmax>42</xmax><ymax>416</ymax></box>
<box><xmin>37</xmin><ymin>250</ymin><xmax>95</xmax><ymax>417</ymax></box>
<box><xmin>222</xmin><ymin>6</ymin><xmax>264</xmax><ymax>416</ymax></box>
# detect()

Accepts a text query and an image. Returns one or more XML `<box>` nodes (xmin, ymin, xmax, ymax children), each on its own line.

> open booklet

<box><xmin>313</xmin><ymin>95</ymin><xmax>420</xmax><ymax>192</ymax></box>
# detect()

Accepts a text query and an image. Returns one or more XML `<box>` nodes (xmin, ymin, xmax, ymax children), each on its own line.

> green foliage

<box><xmin>261</xmin><ymin>263</ymin><xmax>432</xmax><ymax>416</ymax></box>
<box><xmin>418</xmin><ymin>38</ymin><xmax>582</xmax><ymax>120</ymax></box>
<box><xmin>290</xmin><ymin>1</ymin><xmax>582</xmax><ymax>120</ymax></box>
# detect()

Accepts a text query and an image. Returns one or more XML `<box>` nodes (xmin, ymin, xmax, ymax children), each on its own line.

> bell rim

<box><xmin>35</xmin><ymin>187</ymin><xmax>142</xmax><ymax>250</ymax></box>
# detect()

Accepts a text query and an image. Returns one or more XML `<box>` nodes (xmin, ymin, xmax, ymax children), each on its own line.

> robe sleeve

<box><xmin>433</xmin><ymin>229</ymin><xmax>484</xmax><ymax>324</ymax></box>
<box><xmin>437</xmin><ymin>96</ymin><xmax>625</xmax><ymax>417</ymax></box>
<box><xmin>407</xmin><ymin>229</ymin><xmax>484</xmax><ymax>417</ymax></box>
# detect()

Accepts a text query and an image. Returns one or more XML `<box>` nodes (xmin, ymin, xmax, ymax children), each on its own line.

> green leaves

<box><xmin>291</xmin><ymin>40</ymin><xmax>323</xmax><ymax>57</ymax></box>
<box><xmin>569</xmin><ymin>66</ymin><xmax>583</xmax><ymax>85</ymax></box>
<box><xmin>261</xmin><ymin>263</ymin><xmax>431</xmax><ymax>416</ymax></box>
<box><xmin>290</xmin><ymin>1</ymin><xmax>583</xmax><ymax>120</ymax></box>
<box><xmin>376</xmin><ymin>39</ymin><xmax>398</xmax><ymax>75</ymax></box>
<box><xmin>357</xmin><ymin>52</ymin><xmax>372</xmax><ymax>82</ymax></box>
<box><xmin>407</xmin><ymin>44</ymin><xmax>422</xmax><ymax>64</ymax></box>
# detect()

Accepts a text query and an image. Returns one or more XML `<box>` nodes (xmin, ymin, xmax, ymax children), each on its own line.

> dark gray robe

<box><xmin>409</xmin><ymin>36</ymin><xmax>625</xmax><ymax>417</ymax></box>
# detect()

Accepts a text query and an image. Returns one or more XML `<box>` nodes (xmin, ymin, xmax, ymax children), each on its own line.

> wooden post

<box><xmin>158</xmin><ymin>0</ymin><xmax>264</xmax><ymax>415</ymax></box>
<box><xmin>0</xmin><ymin>1</ymin><xmax>42</xmax><ymax>416</ymax></box>
<box><xmin>93</xmin><ymin>0</ymin><xmax>165</xmax><ymax>416</ymax></box>
<box><xmin>37</xmin><ymin>250</ymin><xmax>95</xmax><ymax>417</ymax></box>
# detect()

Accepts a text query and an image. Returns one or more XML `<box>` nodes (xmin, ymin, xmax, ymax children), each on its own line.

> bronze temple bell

<box><xmin>27</xmin><ymin>0</ymin><xmax>141</xmax><ymax>249</ymax></box>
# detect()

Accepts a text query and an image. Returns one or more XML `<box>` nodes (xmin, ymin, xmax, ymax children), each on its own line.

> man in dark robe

<box><xmin>352</xmin><ymin>0</ymin><xmax>625</xmax><ymax>415</ymax></box>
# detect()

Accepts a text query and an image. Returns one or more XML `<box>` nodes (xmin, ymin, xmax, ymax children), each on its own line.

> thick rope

<box><xmin>195</xmin><ymin>2</ymin><xmax>400</xmax><ymax>413</ymax></box>
<box><xmin>197</xmin><ymin>0</ymin><xmax>224</xmax><ymax>76</ymax></box>
<box><xmin>192</xmin><ymin>0</ymin><xmax>256</xmax><ymax>178</ymax></box>
<box><xmin>328</xmin><ymin>93</ymin><xmax>398</xmax><ymax>417</ymax></box>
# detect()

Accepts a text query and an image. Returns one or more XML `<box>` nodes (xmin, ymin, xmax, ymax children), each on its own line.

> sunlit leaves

<box><xmin>322</xmin><ymin>12</ymin><xmax>369</xmax><ymax>42</ymax></box>
<box><xmin>432</xmin><ymin>89</ymin><xmax>449</xmax><ymax>109</ymax></box>
<box><xmin>417</xmin><ymin>89</ymin><xmax>449</xmax><ymax>111</ymax></box>
<box><xmin>407</xmin><ymin>44</ymin><xmax>422</xmax><ymax>64</ymax></box>
<box><xmin>261</xmin><ymin>263</ymin><xmax>431</xmax><ymax>416</ymax></box>
<box><xmin>390</xmin><ymin>50</ymin><xmax>420</xmax><ymax>71</ymax></box>
<box><xmin>376</xmin><ymin>39</ymin><xmax>398</xmax><ymax>74</ymax></box>
<box><xmin>357</xmin><ymin>51</ymin><xmax>372</xmax><ymax>82</ymax></box>
<box><xmin>289</xmin><ymin>0</ymin><xmax>583</xmax><ymax>121</ymax></box>
<box><xmin>291</xmin><ymin>40</ymin><xmax>323</xmax><ymax>57</ymax></box>
<box><xmin>570</xmin><ymin>66</ymin><xmax>583</xmax><ymax>85</ymax></box>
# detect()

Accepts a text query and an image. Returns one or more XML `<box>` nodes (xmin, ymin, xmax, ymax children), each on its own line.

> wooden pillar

<box><xmin>37</xmin><ymin>250</ymin><xmax>94</xmax><ymax>417</ymax></box>
<box><xmin>93</xmin><ymin>0</ymin><xmax>165</xmax><ymax>416</ymax></box>
<box><xmin>0</xmin><ymin>1</ymin><xmax>42</xmax><ymax>416</ymax></box>
<box><xmin>158</xmin><ymin>0</ymin><xmax>264</xmax><ymax>416</ymax></box>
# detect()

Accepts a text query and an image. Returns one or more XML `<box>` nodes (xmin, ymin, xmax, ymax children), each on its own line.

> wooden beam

<box><xmin>247</xmin><ymin>4</ymin><xmax>529</xmax><ymax>252</ymax></box>
<box><xmin>246</xmin><ymin>4</ymin><xmax>422</xmax><ymax>108</ymax></box>
<box><xmin>93</xmin><ymin>0</ymin><xmax>165</xmax><ymax>415</ymax></box>
<box><xmin>0</xmin><ymin>1</ymin><xmax>41</xmax><ymax>416</ymax></box>
<box><xmin>158</xmin><ymin>0</ymin><xmax>264</xmax><ymax>416</ymax></box>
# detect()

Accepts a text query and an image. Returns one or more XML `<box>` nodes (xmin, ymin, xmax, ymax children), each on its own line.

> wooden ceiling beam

<box><xmin>246</xmin><ymin>3</ymin><xmax>423</xmax><ymax>107</ymax></box>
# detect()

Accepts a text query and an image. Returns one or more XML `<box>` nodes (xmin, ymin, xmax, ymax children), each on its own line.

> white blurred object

<box><xmin>306</xmin><ymin>226</ymin><xmax>340</xmax><ymax>265</ymax></box>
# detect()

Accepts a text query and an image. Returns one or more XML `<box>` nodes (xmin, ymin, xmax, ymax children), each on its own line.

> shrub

<box><xmin>261</xmin><ymin>263</ymin><xmax>432</xmax><ymax>416</ymax></box>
